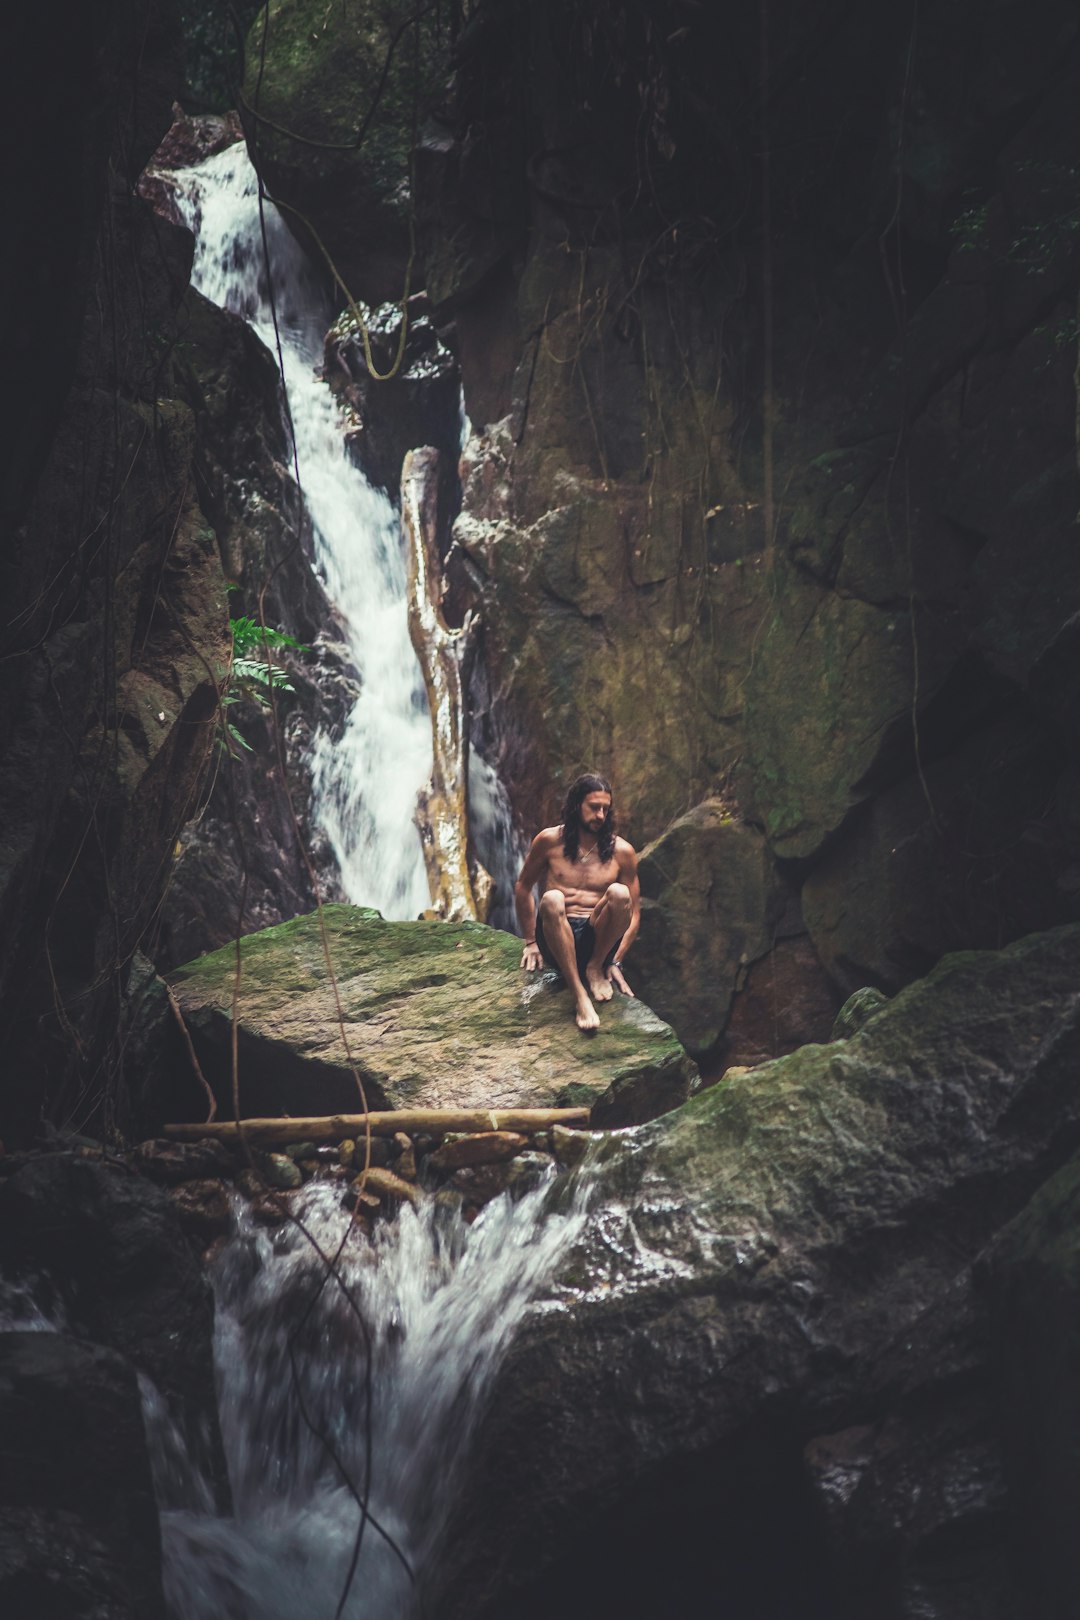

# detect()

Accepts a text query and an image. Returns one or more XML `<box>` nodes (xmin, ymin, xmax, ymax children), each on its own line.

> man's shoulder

<box><xmin>614</xmin><ymin>835</ymin><xmax>638</xmax><ymax>864</ymax></box>
<box><xmin>533</xmin><ymin>825</ymin><xmax>563</xmax><ymax>850</ymax></box>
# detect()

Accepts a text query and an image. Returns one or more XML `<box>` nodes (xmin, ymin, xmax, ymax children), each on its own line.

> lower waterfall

<box><xmin>149</xmin><ymin>1171</ymin><xmax>594</xmax><ymax>1619</ymax></box>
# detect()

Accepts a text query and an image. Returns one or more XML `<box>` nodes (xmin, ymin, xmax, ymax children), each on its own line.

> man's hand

<box><xmin>521</xmin><ymin>942</ymin><xmax>543</xmax><ymax>972</ymax></box>
<box><xmin>608</xmin><ymin>963</ymin><xmax>634</xmax><ymax>997</ymax></box>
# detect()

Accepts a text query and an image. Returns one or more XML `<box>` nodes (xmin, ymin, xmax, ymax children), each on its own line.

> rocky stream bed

<box><xmin>4</xmin><ymin>918</ymin><xmax>1080</xmax><ymax>1617</ymax></box>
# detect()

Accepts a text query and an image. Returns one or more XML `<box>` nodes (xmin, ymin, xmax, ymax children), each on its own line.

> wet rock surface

<box><xmin>165</xmin><ymin>904</ymin><xmax>699</xmax><ymax>1124</ymax></box>
<box><xmin>324</xmin><ymin>297</ymin><xmax>461</xmax><ymax>496</ymax></box>
<box><xmin>432</xmin><ymin>922</ymin><xmax>1080</xmax><ymax>1620</ymax></box>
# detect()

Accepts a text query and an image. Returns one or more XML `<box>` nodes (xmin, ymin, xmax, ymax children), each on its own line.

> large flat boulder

<box><xmin>166</xmin><ymin>906</ymin><xmax>698</xmax><ymax>1127</ymax></box>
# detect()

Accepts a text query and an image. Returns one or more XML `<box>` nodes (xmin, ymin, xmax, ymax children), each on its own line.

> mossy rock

<box><xmin>167</xmin><ymin>905</ymin><xmax>698</xmax><ymax>1125</ymax></box>
<box><xmin>830</xmin><ymin>986</ymin><xmax>890</xmax><ymax>1040</ymax></box>
<box><xmin>432</xmin><ymin>921</ymin><xmax>1080</xmax><ymax>1619</ymax></box>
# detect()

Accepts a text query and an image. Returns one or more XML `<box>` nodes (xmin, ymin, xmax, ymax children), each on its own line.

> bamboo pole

<box><xmin>163</xmin><ymin>1107</ymin><xmax>592</xmax><ymax>1146</ymax></box>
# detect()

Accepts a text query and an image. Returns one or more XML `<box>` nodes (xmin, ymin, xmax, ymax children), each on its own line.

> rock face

<box><xmin>0</xmin><ymin>1149</ymin><xmax>228</xmax><ymax>1618</ymax></box>
<box><xmin>324</xmin><ymin>297</ymin><xmax>461</xmax><ymax>496</ymax></box>
<box><xmin>0</xmin><ymin>1332</ymin><xmax>166</xmax><ymax>1620</ymax></box>
<box><xmin>165</xmin><ymin>905</ymin><xmax>699</xmax><ymax>1126</ymax></box>
<box><xmin>403</xmin><ymin>0</ymin><xmax>1080</xmax><ymax>1065</ymax></box>
<box><xmin>430</xmin><ymin>922</ymin><xmax>1080</xmax><ymax>1620</ymax></box>
<box><xmin>0</xmin><ymin>6</ymin><xmax>229</xmax><ymax>1135</ymax></box>
<box><xmin>982</xmin><ymin>1149</ymin><xmax>1080</xmax><ymax>1616</ymax></box>
<box><xmin>0</xmin><ymin>1153</ymin><xmax>226</xmax><ymax>1496</ymax></box>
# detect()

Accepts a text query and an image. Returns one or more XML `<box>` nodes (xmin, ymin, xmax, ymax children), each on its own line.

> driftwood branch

<box><xmin>402</xmin><ymin>446</ymin><xmax>491</xmax><ymax>922</ymax></box>
<box><xmin>163</xmin><ymin>1107</ymin><xmax>592</xmax><ymax>1145</ymax></box>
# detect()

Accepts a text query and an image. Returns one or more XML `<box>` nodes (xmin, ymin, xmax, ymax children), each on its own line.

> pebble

<box><xmin>282</xmin><ymin>1141</ymin><xmax>318</xmax><ymax>1162</ymax></box>
<box><xmin>393</xmin><ymin>1132</ymin><xmax>417</xmax><ymax>1182</ymax></box>
<box><xmin>552</xmin><ymin>1125</ymin><xmax>590</xmax><ymax>1169</ymax></box>
<box><xmin>502</xmin><ymin>1152</ymin><xmax>554</xmax><ymax>1196</ymax></box>
<box><xmin>449</xmin><ymin>1163</ymin><xmax>514</xmax><ymax>1203</ymax></box>
<box><xmin>355</xmin><ymin>1167</ymin><xmax>422</xmax><ymax>1208</ymax></box>
<box><xmin>261</xmin><ymin>1153</ymin><xmax>303</xmax><ymax>1190</ymax></box>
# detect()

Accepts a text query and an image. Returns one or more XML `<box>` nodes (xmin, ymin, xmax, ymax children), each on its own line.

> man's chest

<box><xmin>547</xmin><ymin>849</ymin><xmax>620</xmax><ymax>894</ymax></box>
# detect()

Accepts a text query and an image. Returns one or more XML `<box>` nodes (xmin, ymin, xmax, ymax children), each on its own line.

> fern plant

<box><xmin>221</xmin><ymin>615</ymin><xmax>308</xmax><ymax>755</ymax></box>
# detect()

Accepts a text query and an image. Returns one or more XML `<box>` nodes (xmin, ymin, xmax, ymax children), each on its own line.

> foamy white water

<box><xmin>153</xmin><ymin>1172</ymin><xmax>594</xmax><ymax>1619</ymax></box>
<box><xmin>170</xmin><ymin>145</ymin><xmax>432</xmax><ymax>919</ymax></box>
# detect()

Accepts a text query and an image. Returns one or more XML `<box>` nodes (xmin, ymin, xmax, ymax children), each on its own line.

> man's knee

<box><xmin>539</xmin><ymin>889</ymin><xmax>566</xmax><ymax>918</ymax></box>
<box><xmin>607</xmin><ymin>882</ymin><xmax>631</xmax><ymax>911</ymax></box>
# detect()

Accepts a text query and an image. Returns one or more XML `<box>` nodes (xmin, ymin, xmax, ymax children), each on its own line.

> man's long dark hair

<box><xmin>561</xmin><ymin>772</ymin><xmax>616</xmax><ymax>863</ymax></box>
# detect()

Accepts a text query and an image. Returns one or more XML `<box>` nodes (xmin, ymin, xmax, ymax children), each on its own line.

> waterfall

<box><xmin>152</xmin><ymin>1171</ymin><xmax>594</xmax><ymax>1619</ymax></box>
<box><xmin>169</xmin><ymin>146</ymin><xmax>433</xmax><ymax>920</ymax></box>
<box><xmin>138</xmin><ymin>147</ymin><xmax>566</xmax><ymax>1615</ymax></box>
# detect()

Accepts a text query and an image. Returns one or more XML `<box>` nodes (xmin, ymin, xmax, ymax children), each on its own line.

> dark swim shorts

<box><xmin>535</xmin><ymin>912</ymin><xmax>618</xmax><ymax>981</ymax></box>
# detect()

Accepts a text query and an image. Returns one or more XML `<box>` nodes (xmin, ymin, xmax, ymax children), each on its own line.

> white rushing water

<box><xmin>153</xmin><ymin>1172</ymin><xmax>594</xmax><ymax>1619</ymax></box>
<box><xmin>170</xmin><ymin>145</ymin><xmax>432</xmax><ymax>919</ymax></box>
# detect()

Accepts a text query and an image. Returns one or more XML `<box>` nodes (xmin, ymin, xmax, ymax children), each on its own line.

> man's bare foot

<box><xmin>575</xmin><ymin>995</ymin><xmax>600</xmax><ymax>1032</ymax></box>
<box><xmin>586</xmin><ymin>964</ymin><xmax>614</xmax><ymax>1003</ymax></box>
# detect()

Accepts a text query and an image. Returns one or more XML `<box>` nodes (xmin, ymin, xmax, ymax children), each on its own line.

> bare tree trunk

<box><xmin>402</xmin><ymin>446</ymin><xmax>492</xmax><ymax>921</ymax></box>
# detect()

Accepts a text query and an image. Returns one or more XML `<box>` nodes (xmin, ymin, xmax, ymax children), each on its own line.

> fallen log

<box><xmin>163</xmin><ymin>1107</ymin><xmax>592</xmax><ymax>1146</ymax></box>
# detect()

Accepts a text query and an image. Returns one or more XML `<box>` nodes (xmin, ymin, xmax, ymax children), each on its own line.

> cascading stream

<box><xmin>143</xmin><ymin>140</ymin><xmax>574</xmax><ymax>1620</ymax></box>
<box><xmin>170</xmin><ymin>145</ymin><xmax>432</xmax><ymax>919</ymax></box>
<box><xmin>152</xmin><ymin>1169</ymin><xmax>596</xmax><ymax>1619</ymax></box>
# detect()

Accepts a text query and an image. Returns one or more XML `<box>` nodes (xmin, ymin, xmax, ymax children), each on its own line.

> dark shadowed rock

<box><xmin>803</xmin><ymin>1274</ymin><xmax>1020</xmax><ymax>1619</ymax></box>
<box><xmin>632</xmin><ymin>802</ymin><xmax>786</xmax><ymax>1055</ymax></box>
<box><xmin>719</xmin><ymin>933</ymin><xmax>841</xmax><ymax>1071</ymax></box>
<box><xmin>133</xmin><ymin>1136</ymin><xmax>233</xmax><ymax>1185</ymax></box>
<box><xmin>0</xmin><ymin>30</ymin><xmax>229</xmax><ymax>1135</ymax></box>
<box><xmin>982</xmin><ymin>1148</ymin><xmax>1080</xmax><ymax>1617</ymax></box>
<box><xmin>0</xmin><ymin>1154</ymin><xmax>226</xmax><ymax>1504</ymax></box>
<box><xmin>324</xmin><ymin>298</ymin><xmax>461</xmax><ymax>496</ymax></box>
<box><xmin>166</xmin><ymin>1178</ymin><xmax>233</xmax><ymax>1242</ymax></box>
<box><xmin>803</xmin><ymin>711</ymin><xmax>1080</xmax><ymax>996</ymax></box>
<box><xmin>0</xmin><ymin>1331</ymin><xmax>165</xmax><ymax>1620</ymax></box>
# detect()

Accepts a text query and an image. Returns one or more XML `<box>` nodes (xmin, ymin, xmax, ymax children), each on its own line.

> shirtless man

<box><xmin>514</xmin><ymin>772</ymin><xmax>640</xmax><ymax>1032</ymax></box>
